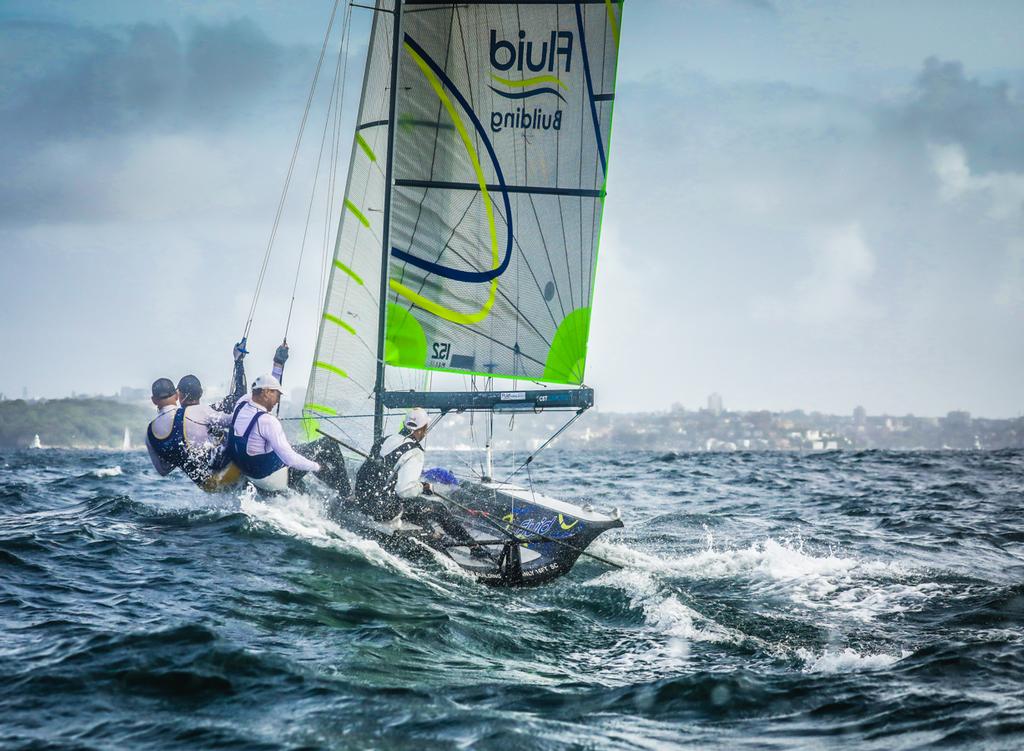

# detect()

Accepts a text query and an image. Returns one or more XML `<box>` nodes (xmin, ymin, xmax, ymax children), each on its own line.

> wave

<box><xmin>797</xmin><ymin>647</ymin><xmax>907</xmax><ymax>673</ymax></box>
<box><xmin>589</xmin><ymin>534</ymin><xmax>940</xmax><ymax>625</ymax></box>
<box><xmin>4</xmin><ymin>448</ymin><xmax>1022</xmax><ymax>748</ymax></box>
<box><xmin>586</xmin><ymin>567</ymin><xmax>742</xmax><ymax>646</ymax></box>
<box><xmin>591</xmin><ymin>534</ymin><xmax>901</xmax><ymax>583</ymax></box>
<box><xmin>90</xmin><ymin>466</ymin><xmax>123</xmax><ymax>478</ymax></box>
<box><xmin>6</xmin><ymin>623</ymin><xmax>297</xmax><ymax>701</ymax></box>
<box><xmin>236</xmin><ymin>488</ymin><xmax>458</xmax><ymax>596</ymax></box>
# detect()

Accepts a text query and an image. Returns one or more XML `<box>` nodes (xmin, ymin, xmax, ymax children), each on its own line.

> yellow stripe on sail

<box><xmin>605</xmin><ymin>0</ymin><xmax>621</xmax><ymax>46</ymax></box>
<box><xmin>323</xmin><ymin>313</ymin><xmax>355</xmax><ymax>335</ymax></box>
<box><xmin>333</xmin><ymin>259</ymin><xmax>364</xmax><ymax>286</ymax></box>
<box><xmin>345</xmin><ymin>199</ymin><xmax>370</xmax><ymax>228</ymax></box>
<box><xmin>490</xmin><ymin>73</ymin><xmax>568</xmax><ymax>90</ymax></box>
<box><xmin>392</xmin><ymin>42</ymin><xmax>498</xmax><ymax>326</ymax></box>
<box><xmin>355</xmin><ymin>133</ymin><xmax>377</xmax><ymax>162</ymax></box>
<box><xmin>314</xmin><ymin>361</ymin><xmax>348</xmax><ymax>379</ymax></box>
<box><xmin>304</xmin><ymin>403</ymin><xmax>338</xmax><ymax>416</ymax></box>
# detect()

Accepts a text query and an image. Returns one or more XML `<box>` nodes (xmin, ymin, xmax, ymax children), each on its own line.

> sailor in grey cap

<box><xmin>143</xmin><ymin>342</ymin><xmax>249</xmax><ymax>491</ymax></box>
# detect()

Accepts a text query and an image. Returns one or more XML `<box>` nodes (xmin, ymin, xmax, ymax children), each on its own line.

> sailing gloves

<box><xmin>274</xmin><ymin>343</ymin><xmax>289</xmax><ymax>366</ymax></box>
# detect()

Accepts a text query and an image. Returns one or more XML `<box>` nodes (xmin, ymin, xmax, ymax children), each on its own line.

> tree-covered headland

<box><xmin>0</xmin><ymin>399</ymin><xmax>152</xmax><ymax>449</ymax></box>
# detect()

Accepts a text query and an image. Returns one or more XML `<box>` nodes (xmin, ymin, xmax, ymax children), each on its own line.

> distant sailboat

<box><xmin>122</xmin><ymin>427</ymin><xmax>131</xmax><ymax>451</ymax></box>
<box><xmin>30</xmin><ymin>434</ymin><xmax>42</xmax><ymax>449</ymax></box>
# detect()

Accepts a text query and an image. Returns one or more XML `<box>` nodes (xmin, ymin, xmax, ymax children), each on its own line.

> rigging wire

<box><xmin>281</xmin><ymin>411</ymin><xmax>406</xmax><ymax>421</ymax></box>
<box><xmin>319</xmin><ymin>3</ymin><xmax>353</xmax><ymax>312</ymax></box>
<box><xmin>499</xmin><ymin>409</ymin><xmax>586</xmax><ymax>487</ymax></box>
<box><xmin>444</xmin><ymin>443</ymin><xmax>486</xmax><ymax>481</ymax></box>
<box><xmin>283</xmin><ymin>2</ymin><xmax>354</xmax><ymax>341</ymax></box>
<box><xmin>241</xmin><ymin>0</ymin><xmax>342</xmax><ymax>341</ymax></box>
<box><xmin>526</xmin><ymin>460</ymin><xmax>538</xmax><ymax>506</ymax></box>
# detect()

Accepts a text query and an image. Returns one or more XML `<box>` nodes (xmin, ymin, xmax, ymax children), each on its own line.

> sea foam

<box><xmin>90</xmin><ymin>466</ymin><xmax>123</xmax><ymax>478</ymax></box>
<box><xmin>797</xmin><ymin>647</ymin><xmax>908</xmax><ymax>674</ymax></box>
<box><xmin>237</xmin><ymin>488</ymin><xmax>455</xmax><ymax>595</ymax></box>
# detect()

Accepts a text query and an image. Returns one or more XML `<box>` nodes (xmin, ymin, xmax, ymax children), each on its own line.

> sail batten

<box><xmin>395</xmin><ymin>178</ymin><xmax>604</xmax><ymax>198</ymax></box>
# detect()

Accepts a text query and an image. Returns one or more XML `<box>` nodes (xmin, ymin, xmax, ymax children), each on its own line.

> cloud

<box><xmin>0</xmin><ymin>14</ymin><xmax>338</xmax><ymax>401</ymax></box>
<box><xmin>591</xmin><ymin>54</ymin><xmax>1024</xmax><ymax>414</ymax></box>
<box><xmin>1</xmin><ymin>8</ymin><xmax>1022</xmax><ymax>416</ymax></box>
<box><xmin>930</xmin><ymin>142</ymin><xmax>1024</xmax><ymax>220</ymax></box>
<box><xmin>0</xmin><ymin>18</ymin><xmax>316</xmax><ymax>226</ymax></box>
<box><xmin>752</xmin><ymin>223</ymin><xmax>879</xmax><ymax>325</ymax></box>
<box><xmin>886</xmin><ymin>57</ymin><xmax>1024</xmax><ymax>173</ymax></box>
<box><xmin>797</xmin><ymin>224</ymin><xmax>878</xmax><ymax>319</ymax></box>
<box><xmin>996</xmin><ymin>238</ymin><xmax>1024</xmax><ymax>309</ymax></box>
<box><xmin>0</xmin><ymin>18</ymin><xmax>300</xmax><ymax>143</ymax></box>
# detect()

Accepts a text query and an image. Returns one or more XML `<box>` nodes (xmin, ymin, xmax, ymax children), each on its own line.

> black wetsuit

<box><xmin>353</xmin><ymin>436</ymin><xmax>474</xmax><ymax>544</ymax></box>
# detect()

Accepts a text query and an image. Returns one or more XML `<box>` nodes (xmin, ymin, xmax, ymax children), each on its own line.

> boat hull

<box><xmin>327</xmin><ymin>479</ymin><xmax>622</xmax><ymax>587</ymax></box>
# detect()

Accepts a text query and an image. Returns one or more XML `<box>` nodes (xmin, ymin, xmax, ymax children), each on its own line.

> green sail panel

<box><xmin>386</xmin><ymin>2</ymin><xmax>622</xmax><ymax>384</ymax></box>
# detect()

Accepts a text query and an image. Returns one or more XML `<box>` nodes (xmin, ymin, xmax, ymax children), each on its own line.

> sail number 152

<box><xmin>431</xmin><ymin>342</ymin><xmax>451</xmax><ymax>362</ymax></box>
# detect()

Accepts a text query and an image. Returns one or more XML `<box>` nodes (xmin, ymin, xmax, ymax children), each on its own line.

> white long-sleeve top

<box><xmin>231</xmin><ymin>396</ymin><xmax>320</xmax><ymax>473</ymax></box>
<box><xmin>380</xmin><ymin>433</ymin><xmax>425</xmax><ymax>499</ymax></box>
<box><xmin>182</xmin><ymin>403</ymin><xmax>233</xmax><ymax>446</ymax></box>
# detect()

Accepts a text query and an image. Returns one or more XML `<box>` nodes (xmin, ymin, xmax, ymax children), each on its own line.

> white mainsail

<box><xmin>304</xmin><ymin>1</ymin><xmax>623</xmax><ymax>450</ymax></box>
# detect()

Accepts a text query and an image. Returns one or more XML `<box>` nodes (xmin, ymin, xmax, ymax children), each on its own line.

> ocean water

<box><xmin>2</xmin><ymin>448</ymin><xmax>1023</xmax><ymax>750</ymax></box>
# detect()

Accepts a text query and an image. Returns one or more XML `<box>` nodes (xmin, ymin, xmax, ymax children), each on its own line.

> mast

<box><xmin>484</xmin><ymin>377</ymin><xmax>494</xmax><ymax>482</ymax></box>
<box><xmin>373</xmin><ymin>0</ymin><xmax>403</xmax><ymax>444</ymax></box>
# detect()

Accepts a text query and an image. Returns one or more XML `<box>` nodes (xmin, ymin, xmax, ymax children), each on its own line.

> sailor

<box><xmin>145</xmin><ymin>377</ymin><xmax>184</xmax><ymax>478</ymax></box>
<box><xmin>355</xmin><ymin>408</ymin><xmax>474</xmax><ymax>544</ymax></box>
<box><xmin>144</xmin><ymin>343</ymin><xmax>248</xmax><ymax>491</ymax></box>
<box><xmin>374</xmin><ymin>407</ymin><xmax>433</xmax><ymax>519</ymax></box>
<box><xmin>228</xmin><ymin>374</ymin><xmax>349</xmax><ymax>495</ymax></box>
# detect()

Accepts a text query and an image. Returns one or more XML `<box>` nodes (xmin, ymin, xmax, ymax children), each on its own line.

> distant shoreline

<box><xmin>3</xmin><ymin>397</ymin><xmax>1021</xmax><ymax>452</ymax></box>
<box><xmin>0</xmin><ymin>398</ymin><xmax>151</xmax><ymax>451</ymax></box>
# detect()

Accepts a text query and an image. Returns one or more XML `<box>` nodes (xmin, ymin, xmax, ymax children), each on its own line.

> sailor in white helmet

<box><xmin>384</xmin><ymin>407</ymin><xmax>432</xmax><ymax>505</ymax></box>
<box><xmin>227</xmin><ymin>374</ymin><xmax>349</xmax><ymax>495</ymax></box>
<box><xmin>354</xmin><ymin>408</ymin><xmax>474</xmax><ymax>544</ymax></box>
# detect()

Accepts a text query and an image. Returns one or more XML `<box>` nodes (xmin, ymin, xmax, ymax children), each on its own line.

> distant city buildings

<box><xmin>427</xmin><ymin>401</ymin><xmax>1023</xmax><ymax>452</ymax></box>
<box><xmin>6</xmin><ymin>385</ymin><xmax>1022</xmax><ymax>452</ymax></box>
<box><xmin>118</xmin><ymin>386</ymin><xmax>150</xmax><ymax>404</ymax></box>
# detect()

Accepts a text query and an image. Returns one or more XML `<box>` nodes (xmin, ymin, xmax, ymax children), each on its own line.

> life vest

<box><xmin>228</xmin><ymin>402</ymin><xmax>287</xmax><ymax>480</ymax></box>
<box><xmin>353</xmin><ymin>436</ymin><xmax>421</xmax><ymax>521</ymax></box>
<box><xmin>147</xmin><ymin>407</ymin><xmax>190</xmax><ymax>471</ymax></box>
<box><xmin>148</xmin><ymin>407</ymin><xmax>237</xmax><ymax>488</ymax></box>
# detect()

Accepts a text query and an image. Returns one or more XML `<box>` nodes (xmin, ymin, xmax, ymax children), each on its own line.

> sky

<box><xmin>1</xmin><ymin>0</ymin><xmax>1022</xmax><ymax>418</ymax></box>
